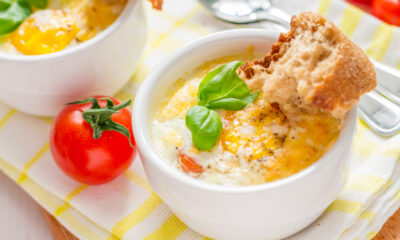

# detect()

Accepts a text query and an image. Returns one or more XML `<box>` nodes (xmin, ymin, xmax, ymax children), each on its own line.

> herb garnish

<box><xmin>0</xmin><ymin>0</ymin><xmax>47</xmax><ymax>36</ymax></box>
<box><xmin>185</xmin><ymin>61</ymin><xmax>260</xmax><ymax>151</ymax></box>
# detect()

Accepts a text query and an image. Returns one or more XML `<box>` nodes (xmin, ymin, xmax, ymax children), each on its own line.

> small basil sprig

<box><xmin>0</xmin><ymin>0</ymin><xmax>12</xmax><ymax>10</ymax></box>
<box><xmin>186</xmin><ymin>106</ymin><xmax>222</xmax><ymax>151</ymax></box>
<box><xmin>198</xmin><ymin>61</ymin><xmax>260</xmax><ymax>110</ymax></box>
<box><xmin>185</xmin><ymin>61</ymin><xmax>260</xmax><ymax>151</ymax></box>
<box><xmin>0</xmin><ymin>0</ymin><xmax>31</xmax><ymax>36</ymax></box>
<box><xmin>0</xmin><ymin>0</ymin><xmax>47</xmax><ymax>36</ymax></box>
<box><xmin>25</xmin><ymin>0</ymin><xmax>47</xmax><ymax>9</ymax></box>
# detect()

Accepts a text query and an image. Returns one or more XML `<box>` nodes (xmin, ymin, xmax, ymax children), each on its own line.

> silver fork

<box><xmin>199</xmin><ymin>0</ymin><xmax>400</xmax><ymax>136</ymax></box>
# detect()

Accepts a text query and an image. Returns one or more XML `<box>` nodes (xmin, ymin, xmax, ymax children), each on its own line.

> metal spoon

<box><xmin>198</xmin><ymin>0</ymin><xmax>291</xmax><ymax>29</ymax></box>
<box><xmin>198</xmin><ymin>0</ymin><xmax>400</xmax><ymax>136</ymax></box>
<box><xmin>359</xmin><ymin>91</ymin><xmax>400</xmax><ymax>136</ymax></box>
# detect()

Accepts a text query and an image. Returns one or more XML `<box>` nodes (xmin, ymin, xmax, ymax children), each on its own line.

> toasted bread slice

<box><xmin>238</xmin><ymin>12</ymin><xmax>376</xmax><ymax>119</ymax></box>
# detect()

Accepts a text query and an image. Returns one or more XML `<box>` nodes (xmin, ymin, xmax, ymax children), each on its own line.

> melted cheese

<box><xmin>152</xmin><ymin>53</ymin><xmax>341</xmax><ymax>185</ymax></box>
<box><xmin>221</xmin><ymin>96</ymin><xmax>288</xmax><ymax>161</ymax></box>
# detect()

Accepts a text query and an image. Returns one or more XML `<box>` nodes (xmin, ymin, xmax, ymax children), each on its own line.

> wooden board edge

<box><xmin>40</xmin><ymin>207</ymin><xmax>79</xmax><ymax>240</ymax></box>
<box><xmin>40</xmin><ymin>206</ymin><xmax>400</xmax><ymax>240</ymax></box>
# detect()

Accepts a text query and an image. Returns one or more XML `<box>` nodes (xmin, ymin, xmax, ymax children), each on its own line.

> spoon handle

<box><xmin>256</xmin><ymin>7</ymin><xmax>291</xmax><ymax>29</ymax></box>
<box><xmin>358</xmin><ymin>90</ymin><xmax>400</xmax><ymax>136</ymax></box>
<box><xmin>371</xmin><ymin>59</ymin><xmax>400</xmax><ymax>105</ymax></box>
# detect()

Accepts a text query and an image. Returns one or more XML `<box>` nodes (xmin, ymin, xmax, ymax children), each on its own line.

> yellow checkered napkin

<box><xmin>0</xmin><ymin>0</ymin><xmax>399</xmax><ymax>239</ymax></box>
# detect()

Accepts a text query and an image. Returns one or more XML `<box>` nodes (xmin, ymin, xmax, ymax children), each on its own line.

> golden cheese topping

<box><xmin>152</xmin><ymin>53</ymin><xmax>341</xmax><ymax>185</ymax></box>
<box><xmin>69</xmin><ymin>0</ymin><xmax>127</xmax><ymax>42</ymax></box>
<box><xmin>261</xmin><ymin>111</ymin><xmax>340</xmax><ymax>182</ymax></box>
<box><xmin>221</xmin><ymin>98</ymin><xmax>288</xmax><ymax>161</ymax></box>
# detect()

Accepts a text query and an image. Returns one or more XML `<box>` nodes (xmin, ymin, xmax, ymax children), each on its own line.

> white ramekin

<box><xmin>0</xmin><ymin>0</ymin><xmax>146</xmax><ymax>116</ymax></box>
<box><xmin>133</xmin><ymin>29</ymin><xmax>357</xmax><ymax>240</ymax></box>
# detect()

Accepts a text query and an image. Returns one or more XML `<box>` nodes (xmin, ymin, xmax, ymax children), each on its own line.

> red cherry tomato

<box><xmin>345</xmin><ymin>0</ymin><xmax>372</xmax><ymax>12</ymax></box>
<box><xmin>346</xmin><ymin>0</ymin><xmax>371</xmax><ymax>4</ymax></box>
<box><xmin>372</xmin><ymin>0</ymin><xmax>400</xmax><ymax>26</ymax></box>
<box><xmin>50</xmin><ymin>96</ymin><xmax>136</xmax><ymax>185</ymax></box>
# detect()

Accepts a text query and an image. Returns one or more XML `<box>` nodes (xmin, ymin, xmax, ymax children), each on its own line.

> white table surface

<box><xmin>0</xmin><ymin>171</ymin><xmax>53</xmax><ymax>240</ymax></box>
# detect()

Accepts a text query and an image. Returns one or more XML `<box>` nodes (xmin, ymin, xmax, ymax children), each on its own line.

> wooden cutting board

<box><xmin>40</xmin><ymin>208</ymin><xmax>78</xmax><ymax>240</ymax></box>
<box><xmin>374</xmin><ymin>210</ymin><xmax>400</xmax><ymax>240</ymax></box>
<box><xmin>40</xmin><ymin>207</ymin><xmax>400</xmax><ymax>240</ymax></box>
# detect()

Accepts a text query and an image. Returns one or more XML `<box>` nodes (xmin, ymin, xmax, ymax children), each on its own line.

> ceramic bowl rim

<box><xmin>133</xmin><ymin>28</ymin><xmax>357</xmax><ymax>194</ymax></box>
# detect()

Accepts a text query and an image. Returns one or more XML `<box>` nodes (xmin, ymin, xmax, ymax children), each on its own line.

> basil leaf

<box><xmin>24</xmin><ymin>0</ymin><xmax>47</xmax><ymax>9</ymax></box>
<box><xmin>197</xmin><ymin>61</ymin><xmax>260</xmax><ymax>110</ymax></box>
<box><xmin>0</xmin><ymin>0</ymin><xmax>31</xmax><ymax>36</ymax></box>
<box><xmin>206</xmin><ymin>92</ymin><xmax>260</xmax><ymax>111</ymax></box>
<box><xmin>185</xmin><ymin>105</ymin><xmax>222</xmax><ymax>151</ymax></box>
<box><xmin>0</xmin><ymin>0</ymin><xmax>12</xmax><ymax>11</ymax></box>
<box><xmin>186</xmin><ymin>61</ymin><xmax>261</xmax><ymax>151</ymax></box>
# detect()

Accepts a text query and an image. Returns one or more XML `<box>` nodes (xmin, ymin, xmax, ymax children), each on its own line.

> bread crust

<box><xmin>240</xmin><ymin>12</ymin><xmax>376</xmax><ymax>118</ymax></box>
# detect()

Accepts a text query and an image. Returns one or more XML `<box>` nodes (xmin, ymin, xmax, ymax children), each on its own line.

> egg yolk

<box><xmin>221</xmin><ymin>100</ymin><xmax>289</xmax><ymax>161</ymax></box>
<box><xmin>11</xmin><ymin>10</ymin><xmax>79</xmax><ymax>55</ymax></box>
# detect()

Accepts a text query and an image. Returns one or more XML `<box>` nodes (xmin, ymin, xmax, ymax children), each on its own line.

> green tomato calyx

<box><xmin>67</xmin><ymin>97</ymin><xmax>134</xmax><ymax>149</ymax></box>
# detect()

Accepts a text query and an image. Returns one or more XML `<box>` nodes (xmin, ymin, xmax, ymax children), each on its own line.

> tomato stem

<box><xmin>67</xmin><ymin>97</ymin><xmax>134</xmax><ymax>148</ymax></box>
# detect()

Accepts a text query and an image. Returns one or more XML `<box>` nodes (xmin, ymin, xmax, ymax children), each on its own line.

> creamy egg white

<box><xmin>151</xmin><ymin>53</ymin><xmax>341</xmax><ymax>186</ymax></box>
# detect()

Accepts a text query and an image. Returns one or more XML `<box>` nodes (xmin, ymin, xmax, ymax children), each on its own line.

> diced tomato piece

<box><xmin>148</xmin><ymin>0</ymin><xmax>163</xmax><ymax>10</ymax></box>
<box><xmin>179</xmin><ymin>152</ymin><xmax>203</xmax><ymax>173</ymax></box>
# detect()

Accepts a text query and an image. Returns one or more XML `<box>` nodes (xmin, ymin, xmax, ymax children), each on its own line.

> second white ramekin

<box><xmin>0</xmin><ymin>0</ymin><xmax>147</xmax><ymax>116</ymax></box>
